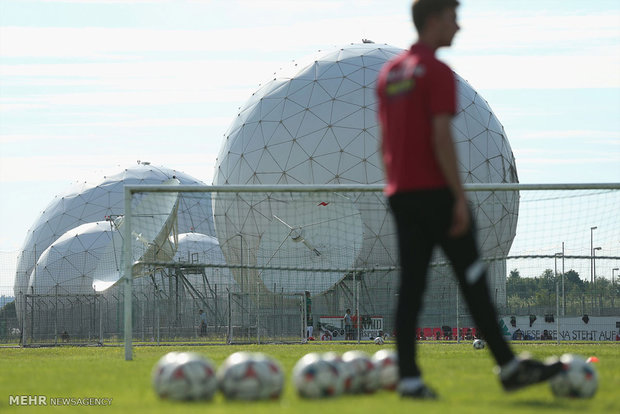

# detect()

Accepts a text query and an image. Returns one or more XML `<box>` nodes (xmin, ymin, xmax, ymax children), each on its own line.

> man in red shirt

<box><xmin>377</xmin><ymin>0</ymin><xmax>562</xmax><ymax>399</ymax></box>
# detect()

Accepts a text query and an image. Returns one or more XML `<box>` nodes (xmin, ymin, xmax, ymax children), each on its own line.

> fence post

<box><xmin>123</xmin><ymin>186</ymin><xmax>133</xmax><ymax>361</ymax></box>
<box><xmin>356</xmin><ymin>276</ymin><xmax>360</xmax><ymax>344</ymax></box>
<box><xmin>156</xmin><ymin>290</ymin><xmax>160</xmax><ymax>345</ymax></box>
<box><xmin>300</xmin><ymin>294</ymin><xmax>304</xmax><ymax>343</ymax></box>
<box><xmin>256</xmin><ymin>281</ymin><xmax>260</xmax><ymax>344</ymax></box>
<box><xmin>214</xmin><ymin>283</ymin><xmax>218</xmax><ymax>334</ymax></box>
<box><xmin>99</xmin><ymin>295</ymin><xmax>103</xmax><ymax>345</ymax></box>
<box><xmin>556</xmin><ymin>282</ymin><xmax>560</xmax><ymax>344</ymax></box>
<box><xmin>20</xmin><ymin>292</ymin><xmax>26</xmax><ymax>347</ymax></box>
<box><xmin>456</xmin><ymin>285</ymin><xmax>460</xmax><ymax>344</ymax></box>
<box><xmin>227</xmin><ymin>288</ymin><xmax>232</xmax><ymax>344</ymax></box>
<box><xmin>54</xmin><ymin>284</ymin><xmax>58</xmax><ymax>346</ymax></box>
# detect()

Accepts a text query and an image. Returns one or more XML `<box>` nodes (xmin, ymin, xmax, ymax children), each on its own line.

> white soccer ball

<box><xmin>323</xmin><ymin>352</ymin><xmax>355</xmax><ymax>394</ymax></box>
<box><xmin>549</xmin><ymin>354</ymin><xmax>598</xmax><ymax>398</ymax></box>
<box><xmin>293</xmin><ymin>353</ymin><xmax>344</xmax><ymax>398</ymax></box>
<box><xmin>371</xmin><ymin>349</ymin><xmax>399</xmax><ymax>390</ymax></box>
<box><xmin>151</xmin><ymin>352</ymin><xmax>217</xmax><ymax>400</ymax></box>
<box><xmin>374</xmin><ymin>336</ymin><xmax>385</xmax><ymax>345</ymax></box>
<box><xmin>152</xmin><ymin>351</ymin><xmax>181</xmax><ymax>397</ymax></box>
<box><xmin>217</xmin><ymin>352</ymin><xmax>284</xmax><ymax>400</ymax></box>
<box><xmin>342</xmin><ymin>350</ymin><xmax>380</xmax><ymax>394</ymax></box>
<box><xmin>473</xmin><ymin>339</ymin><xmax>485</xmax><ymax>350</ymax></box>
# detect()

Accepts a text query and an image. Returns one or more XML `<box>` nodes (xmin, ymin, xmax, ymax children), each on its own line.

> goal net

<box><xmin>116</xmin><ymin>184</ymin><xmax>619</xmax><ymax>355</ymax></box>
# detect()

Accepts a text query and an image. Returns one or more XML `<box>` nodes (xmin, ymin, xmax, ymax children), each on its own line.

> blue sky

<box><xmin>1</xmin><ymin>0</ymin><xmax>619</xmax><ymax>291</ymax></box>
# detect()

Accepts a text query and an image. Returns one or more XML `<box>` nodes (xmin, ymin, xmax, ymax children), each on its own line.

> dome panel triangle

<box><xmin>308</xmin><ymin>100</ymin><xmax>334</xmax><ymax>125</ymax></box>
<box><xmin>281</xmin><ymin>99</ymin><xmax>305</xmax><ymax>120</ymax></box>
<box><xmin>315</xmin><ymin>61</ymin><xmax>343</xmax><ymax>79</ymax></box>
<box><xmin>259</xmin><ymin>98</ymin><xmax>284</xmax><ymax>120</ymax></box>
<box><xmin>264</xmin><ymin>122</ymin><xmax>293</xmax><ymax>146</ymax></box>
<box><xmin>463</xmin><ymin>110</ymin><xmax>487</xmax><ymax>140</ymax></box>
<box><xmin>332</xmin><ymin>126</ymin><xmax>362</xmax><ymax>149</ymax></box>
<box><xmin>344</xmin><ymin>67</ymin><xmax>365</xmax><ymax>86</ymax></box>
<box><xmin>285</xmin><ymin>143</ymin><xmax>311</xmax><ymax>170</ymax></box>
<box><xmin>312</xmin><ymin>128</ymin><xmax>342</xmax><ymax>156</ymax></box>
<box><xmin>335</xmin><ymin>77</ymin><xmax>363</xmax><ymax>97</ymax></box>
<box><xmin>307</xmin><ymin>84</ymin><xmax>334</xmax><ymax>107</ymax></box>
<box><xmin>296</xmin><ymin>111</ymin><xmax>328</xmax><ymax>138</ymax></box>
<box><xmin>317</xmin><ymin>78</ymin><xmax>343</xmax><ymax>97</ymax></box>
<box><xmin>258</xmin><ymin>121</ymin><xmax>280</xmax><ymax>143</ymax></box>
<box><xmin>331</xmin><ymin>100</ymin><xmax>364</xmax><ymax>124</ymax></box>
<box><xmin>333</xmin><ymin>107</ymin><xmax>364</xmax><ymax>130</ymax></box>
<box><xmin>257</xmin><ymin>149</ymin><xmax>284</xmax><ymax>173</ymax></box>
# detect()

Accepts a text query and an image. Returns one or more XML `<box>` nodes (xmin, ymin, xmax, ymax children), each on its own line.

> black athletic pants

<box><xmin>389</xmin><ymin>189</ymin><xmax>514</xmax><ymax>378</ymax></box>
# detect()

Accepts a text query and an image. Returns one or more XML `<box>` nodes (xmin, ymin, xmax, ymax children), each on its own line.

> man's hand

<box><xmin>449</xmin><ymin>197</ymin><xmax>470</xmax><ymax>237</ymax></box>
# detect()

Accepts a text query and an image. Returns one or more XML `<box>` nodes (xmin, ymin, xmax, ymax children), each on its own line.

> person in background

<box><xmin>198</xmin><ymin>309</ymin><xmax>207</xmax><ymax>337</ymax></box>
<box><xmin>305</xmin><ymin>291</ymin><xmax>313</xmax><ymax>339</ymax></box>
<box><xmin>344</xmin><ymin>308</ymin><xmax>353</xmax><ymax>340</ymax></box>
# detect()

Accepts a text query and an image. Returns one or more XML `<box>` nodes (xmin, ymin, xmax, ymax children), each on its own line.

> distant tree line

<box><xmin>503</xmin><ymin>268</ymin><xmax>619</xmax><ymax>316</ymax></box>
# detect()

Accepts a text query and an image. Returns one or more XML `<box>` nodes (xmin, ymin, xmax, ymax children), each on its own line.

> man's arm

<box><xmin>432</xmin><ymin>113</ymin><xmax>469</xmax><ymax>237</ymax></box>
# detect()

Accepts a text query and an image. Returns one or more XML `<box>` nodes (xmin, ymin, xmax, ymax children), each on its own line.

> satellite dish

<box><xmin>257</xmin><ymin>193</ymin><xmax>362</xmax><ymax>295</ymax></box>
<box><xmin>92</xmin><ymin>178</ymin><xmax>180</xmax><ymax>291</ymax></box>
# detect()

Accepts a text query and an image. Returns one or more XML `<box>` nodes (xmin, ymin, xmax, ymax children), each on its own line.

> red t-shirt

<box><xmin>377</xmin><ymin>43</ymin><xmax>457</xmax><ymax>196</ymax></box>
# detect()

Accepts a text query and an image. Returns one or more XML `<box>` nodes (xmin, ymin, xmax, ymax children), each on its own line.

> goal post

<box><xmin>121</xmin><ymin>183</ymin><xmax>620</xmax><ymax>359</ymax></box>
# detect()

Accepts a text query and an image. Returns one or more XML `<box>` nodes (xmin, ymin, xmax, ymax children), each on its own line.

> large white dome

<box><xmin>14</xmin><ymin>163</ymin><xmax>214</xmax><ymax>298</ymax></box>
<box><xmin>212</xmin><ymin>43</ymin><xmax>519</xmax><ymax>299</ymax></box>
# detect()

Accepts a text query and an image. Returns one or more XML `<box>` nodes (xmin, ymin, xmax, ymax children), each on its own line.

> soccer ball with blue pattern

<box><xmin>371</xmin><ymin>349</ymin><xmax>399</xmax><ymax>390</ymax></box>
<box><xmin>217</xmin><ymin>352</ymin><xmax>284</xmax><ymax>400</ymax></box>
<box><xmin>473</xmin><ymin>339</ymin><xmax>485</xmax><ymax>350</ymax></box>
<box><xmin>549</xmin><ymin>354</ymin><xmax>598</xmax><ymax>398</ymax></box>
<box><xmin>293</xmin><ymin>353</ymin><xmax>344</xmax><ymax>398</ymax></box>
<box><xmin>151</xmin><ymin>352</ymin><xmax>217</xmax><ymax>400</ymax></box>
<box><xmin>342</xmin><ymin>350</ymin><xmax>380</xmax><ymax>394</ymax></box>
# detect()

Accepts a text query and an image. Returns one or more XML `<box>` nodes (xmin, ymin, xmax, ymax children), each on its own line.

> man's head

<box><xmin>412</xmin><ymin>0</ymin><xmax>460</xmax><ymax>48</ymax></box>
<box><xmin>346</xmin><ymin>308</ymin><xmax>351</xmax><ymax>314</ymax></box>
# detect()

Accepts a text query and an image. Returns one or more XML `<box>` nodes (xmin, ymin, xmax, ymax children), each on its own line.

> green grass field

<box><xmin>1</xmin><ymin>342</ymin><xmax>618</xmax><ymax>414</ymax></box>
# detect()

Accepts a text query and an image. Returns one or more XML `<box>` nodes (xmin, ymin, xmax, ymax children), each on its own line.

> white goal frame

<box><xmin>122</xmin><ymin>183</ymin><xmax>620</xmax><ymax>360</ymax></box>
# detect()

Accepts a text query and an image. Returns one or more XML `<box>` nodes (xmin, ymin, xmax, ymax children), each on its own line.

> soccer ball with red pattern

<box><xmin>473</xmin><ymin>339</ymin><xmax>485</xmax><ymax>350</ymax></box>
<box><xmin>151</xmin><ymin>352</ymin><xmax>217</xmax><ymax>400</ymax></box>
<box><xmin>371</xmin><ymin>349</ymin><xmax>399</xmax><ymax>390</ymax></box>
<box><xmin>549</xmin><ymin>354</ymin><xmax>598</xmax><ymax>398</ymax></box>
<box><xmin>293</xmin><ymin>353</ymin><xmax>344</xmax><ymax>398</ymax></box>
<box><xmin>217</xmin><ymin>352</ymin><xmax>284</xmax><ymax>400</ymax></box>
<box><xmin>342</xmin><ymin>350</ymin><xmax>380</xmax><ymax>394</ymax></box>
<box><xmin>322</xmin><ymin>352</ymin><xmax>355</xmax><ymax>393</ymax></box>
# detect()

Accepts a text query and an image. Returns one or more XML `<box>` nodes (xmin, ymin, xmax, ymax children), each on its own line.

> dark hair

<box><xmin>412</xmin><ymin>0</ymin><xmax>460</xmax><ymax>32</ymax></box>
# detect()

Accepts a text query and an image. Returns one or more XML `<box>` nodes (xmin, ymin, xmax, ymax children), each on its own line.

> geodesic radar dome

<box><xmin>14</xmin><ymin>163</ymin><xmax>214</xmax><ymax>299</ymax></box>
<box><xmin>212</xmin><ymin>43</ymin><xmax>519</xmax><ymax>294</ymax></box>
<box><xmin>173</xmin><ymin>232</ymin><xmax>238</xmax><ymax>290</ymax></box>
<box><xmin>28</xmin><ymin>221</ymin><xmax>119</xmax><ymax>295</ymax></box>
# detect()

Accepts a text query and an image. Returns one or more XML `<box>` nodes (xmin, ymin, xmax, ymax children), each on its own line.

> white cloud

<box><xmin>519</xmin><ymin>130</ymin><xmax>620</xmax><ymax>141</ymax></box>
<box><xmin>0</xmin><ymin>152</ymin><xmax>218</xmax><ymax>184</ymax></box>
<box><xmin>457</xmin><ymin>13</ymin><xmax>619</xmax><ymax>54</ymax></box>
<box><xmin>45</xmin><ymin>116</ymin><xmax>231</xmax><ymax>128</ymax></box>
<box><xmin>448</xmin><ymin>54</ymin><xmax>620</xmax><ymax>90</ymax></box>
<box><xmin>0</xmin><ymin>16</ymin><xmax>410</xmax><ymax>58</ymax></box>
